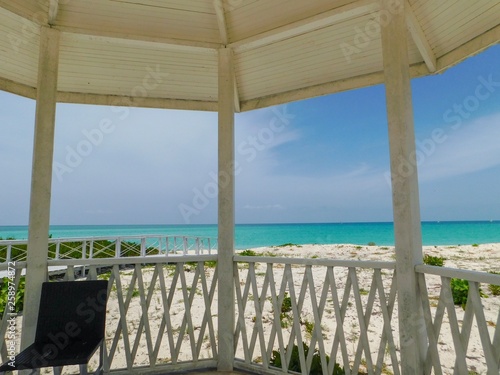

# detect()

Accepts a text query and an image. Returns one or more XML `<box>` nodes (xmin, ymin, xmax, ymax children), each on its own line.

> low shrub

<box><xmin>450</xmin><ymin>278</ymin><xmax>469</xmax><ymax>308</ymax></box>
<box><xmin>423</xmin><ymin>254</ymin><xmax>445</xmax><ymax>267</ymax></box>
<box><xmin>239</xmin><ymin>249</ymin><xmax>257</xmax><ymax>256</ymax></box>
<box><xmin>488</xmin><ymin>271</ymin><xmax>500</xmax><ymax>296</ymax></box>
<box><xmin>451</xmin><ymin>278</ymin><xmax>487</xmax><ymax>309</ymax></box>
<box><xmin>281</xmin><ymin>292</ymin><xmax>292</xmax><ymax>313</ymax></box>
<box><xmin>270</xmin><ymin>342</ymin><xmax>345</xmax><ymax>375</ymax></box>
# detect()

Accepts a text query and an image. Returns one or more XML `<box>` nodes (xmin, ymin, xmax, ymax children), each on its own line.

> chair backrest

<box><xmin>35</xmin><ymin>280</ymin><xmax>108</xmax><ymax>345</ymax></box>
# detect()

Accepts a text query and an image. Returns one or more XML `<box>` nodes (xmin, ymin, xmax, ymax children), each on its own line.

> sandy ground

<box><xmin>16</xmin><ymin>243</ymin><xmax>500</xmax><ymax>374</ymax></box>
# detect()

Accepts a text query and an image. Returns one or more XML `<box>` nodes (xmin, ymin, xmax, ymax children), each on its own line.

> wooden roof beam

<box><xmin>214</xmin><ymin>0</ymin><xmax>240</xmax><ymax>112</ymax></box>
<box><xmin>405</xmin><ymin>0</ymin><xmax>436</xmax><ymax>72</ymax></box>
<box><xmin>230</xmin><ymin>0</ymin><xmax>379</xmax><ymax>52</ymax></box>
<box><xmin>214</xmin><ymin>0</ymin><xmax>229</xmax><ymax>45</ymax></box>
<box><xmin>48</xmin><ymin>0</ymin><xmax>58</xmax><ymax>24</ymax></box>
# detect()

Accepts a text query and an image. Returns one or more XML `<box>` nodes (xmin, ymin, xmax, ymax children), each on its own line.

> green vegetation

<box><xmin>281</xmin><ymin>292</ymin><xmax>292</xmax><ymax>313</ymax></box>
<box><xmin>0</xmin><ymin>238</ymin><xmax>161</xmax><ymax>263</ymax></box>
<box><xmin>472</xmin><ymin>244</ymin><xmax>479</xmax><ymax>247</ymax></box>
<box><xmin>270</xmin><ymin>342</ymin><xmax>345</xmax><ymax>375</ymax></box>
<box><xmin>239</xmin><ymin>249</ymin><xmax>257</xmax><ymax>256</ymax></box>
<box><xmin>0</xmin><ymin>277</ymin><xmax>25</xmax><ymax>316</ymax></box>
<box><xmin>450</xmin><ymin>278</ymin><xmax>469</xmax><ymax>309</ymax></box>
<box><xmin>276</xmin><ymin>243</ymin><xmax>302</xmax><ymax>248</ymax></box>
<box><xmin>423</xmin><ymin>254</ymin><xmax>445</xmax><ymax>267</ymax></box>
<box><xmin>488</xmin><ymin>271</ymin><xmax>500</xmax><ymax>296</ymax></box>
<box><xmin>205</xmin><ymin>260</ymin><xmax>217</xmax><ymax>268</ymax></box>
<box><xmin>367</xmin><ymin>242</ymin><xmax>376</xmax><ymax>246</ymax></box>
<box><xmin>450</xmin><ymin>278</ymin><xmax>487</xmax><ymax>309</ymax></box>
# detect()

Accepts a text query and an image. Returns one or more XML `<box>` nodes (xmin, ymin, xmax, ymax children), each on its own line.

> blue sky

<box><xmin>1</xmin><ymin>45</ymin><xmax>499</xmax><ymax>225</ymax></box>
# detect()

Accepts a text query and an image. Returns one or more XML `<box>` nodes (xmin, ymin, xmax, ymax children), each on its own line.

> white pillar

<box><xmin>380</xmin><ymin>0</ymin><xmax>425</xmax><ymax>373</ymax></box>
<box><xmin>21</xmin><ymin>26</ymin><xmax>60</xmax><ymax>348</ymax></box>
<box><xmin>217</xmin><ymin>47</ymin><xmax>235</xmax><ymax>371</ymax></box>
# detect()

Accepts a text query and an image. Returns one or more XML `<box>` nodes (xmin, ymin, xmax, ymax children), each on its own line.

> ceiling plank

<box><xmin>57</xmin><ymin>91</ymin><xmax>217</xmax><ymax>111</ymax></box>
<box><xmin>0</xmin><ymin>76</ymin><xmax>37</xmax><ymax>99</ymax></box>
<box><xmin>405</xmin><ymin>0</ymin><xmax>436</xmax><ymax>72</ymax></box>
<box><xmin>435</xmin><ymin>23</ymin><xmax>500</xmax><ymax>73</ymax></box>
<box><xmin>241</xmin><ymin>62</ymin><xmax>429</xmax><ymax>111</ymax></box>
<box><xmin>55</xmin><ymin>26</ymin><xmax>220</xmax><ymax>53</ymax></box>
<box><xmin>229</xmin><ymin>0</ymin><xmax>379</xmax><ymax>53</ymax></box>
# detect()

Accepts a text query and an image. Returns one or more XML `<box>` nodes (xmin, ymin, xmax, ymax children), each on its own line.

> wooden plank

<box><xmin>230</xmin><ymin>0</ymin><xmax>379</xmax><ymax>52</ymax></box>
<box><xmin>305</xmin><ymin>266</ymin><xmax>328</xmax><ymax>375</ymax></box>
<box><xmin>468</xmin><ymin>282</ymin><xmax>499</xmax><ymax>373</ymax></box>
<box><xmin>228</xmin><ymin>0</ymin><xmax>336</xmax><ymax>40</ymax></box>
<box><xmin>0</xmin><ymin>0</ymin><xmax>48</xmax><ymax>24</ymax></box>
<box><xmin>416</xmin><ymin>265</ymin><xmax>500</xmax><ymax>285</ymax></box>
<box><xmin>0</xmin><ymin>77</ymin><xmax>36</xmax><ymax>99</ymax></box>
<box><xmin>405</xmin><ymin>0</ymin><xmax>436</xmax><ymax>72</ymax></box>
<box><xmin>417</xmin><ymin>273</ymin><xmax>443</xmax><ymax>375</ymax></box>
<box><xmin>349</xmin><ymin>268</ymin><xmax>374</xmax><ymax>374</ymax></box>
<box><xmin>21</xmin><ymin>26</ymin><xmax>60</xmax><ymax>352</ymax></box>
<box><xmin>375</xmin><ymin>270</ymin><xmax>400</xmax><ymax>375</ymax></box>
<box><xmin>440</xmin><ymin>277</ymin><xmax>468</xmax><ymax>372</ymax></box>
<box><xmin>55</xmin><ymin>0</ymin><xmax>220</xmax><ymax>44</ymax></box>
<box><xmin>130</xmin><ymin>264</ymin><xmax>155</xmax><ymax>366</ymax></box>
<box><xmin>233</xmin><ymin>266</ymin><xmax>251</xmax><ymax>362</ymax></box>
<box><xmin>195</xmin><ymin>263</ymin><xmax>218</xmax><ymax>359</ymax></box>
<box><xmin>381</xmin><ymin>0</ymin><xmax>425</xmax><ymax>372</ymax></box>
<box><xmin>213</xmin><ymin>0</ymin><xmax>228</xmax><ymax>44</ymax></box>
<box><xmin>217</xmin><ymin>46</ymin><xmax>236</xmax><ymax>371</ymax></box>
<box><xmin>111</xmin><ymin>265</ymin><xmax>134</xmax><ymax>370</ymax></box>
<box><xmin>265</xmin><ymin>263</ymin><xmax>287</xmax><ymax>370</ymax></box>
<box><xmin>234</xmin><ymin>256</ymin><xmax>395</xmax><ymax>269</ymax></box>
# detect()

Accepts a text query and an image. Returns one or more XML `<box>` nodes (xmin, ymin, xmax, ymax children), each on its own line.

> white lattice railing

<box><xmin>0</xmin><ymin>235</ymin><xmax>217</xmax><ymax>264</ymax></box>
<box><xmin>233</xmin><ymin>256</ymin><xmax>399</xmax><ymax>375</ymax></box>
<box><xmin>1</xmin><ymin>248</ymin><xmax>499</xmax><ymax>374</ymax></box>
<box><xmin>416</xmin><ymin>265</ymin><xmax>500</xmax><ymax>375</ymax></box>
<box><xmin>0</xmin><ymin>255</ymin><xmax>219</xmax><ymax>374</ymax></box>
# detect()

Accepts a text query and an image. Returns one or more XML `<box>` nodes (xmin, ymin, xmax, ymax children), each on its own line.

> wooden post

<box><xmin>217</xmin><ymin>47</ymin><xmax>235</xmax><ymax>371</ymax></box>
<box><xmin>380</xmin><ymin>0</ymin><xmax>425</xmax><ymax>373</ymax></box>
<box><xmin>21</xmin><ymin>26</ymin><xmax>60</xmax><ymax>348</ymax></box>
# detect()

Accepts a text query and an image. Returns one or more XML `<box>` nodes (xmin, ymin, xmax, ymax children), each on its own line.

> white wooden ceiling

<box><xmin>0</xmin><ymin>0</ymin><xmax>498</xmax><ymax>112</ymax></box>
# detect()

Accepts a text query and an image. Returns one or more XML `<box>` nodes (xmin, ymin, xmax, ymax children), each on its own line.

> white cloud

<box><xmin>418</xmin><ymin>113</ymin><xmax>500</xmax><ymax>181</ymax></box>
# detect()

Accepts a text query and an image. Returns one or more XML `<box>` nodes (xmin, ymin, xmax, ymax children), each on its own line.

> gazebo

<box><xmin>1</xmin><ymin>1</ymin><xmax>499</xmax><ymax>374</ymax></box>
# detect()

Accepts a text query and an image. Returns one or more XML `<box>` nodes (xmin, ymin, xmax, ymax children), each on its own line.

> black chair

<box><xmin>0</xmin><ymin>280</ymin><xmax>108</xmax><ymax>375</ymax></box>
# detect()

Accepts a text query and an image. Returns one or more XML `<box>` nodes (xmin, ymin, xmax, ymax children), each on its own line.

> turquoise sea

<box><xmin>1</xmin><ymin>221</ymin><xmax>499</xmax><ymax>249</ymax></box>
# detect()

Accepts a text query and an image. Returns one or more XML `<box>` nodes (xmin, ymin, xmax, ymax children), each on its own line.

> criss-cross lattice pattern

<box><xmin>417</xmin><ymin>265</ymin><xmax>500</xmax><ymax>375</ymax></box>
<box><xmin>0</xmin><ymin>235</ymin><xmax>216</xmax><ymax>264</ymax></box>
<box><xmin>233</xmin><ymin>257</ymin><xmax>399</xmax><ymax>375</ymax></box>
<box><xmin>59</xmin><ymin>258</ymin><xmax>219</xmax><ymax>373</ymax></box>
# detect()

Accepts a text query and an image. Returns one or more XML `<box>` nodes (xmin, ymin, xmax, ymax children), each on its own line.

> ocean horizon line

<box><xmin>1</xmin><ymin>219</ymin><xmax>499</xmax><ymax>228</ymax></box>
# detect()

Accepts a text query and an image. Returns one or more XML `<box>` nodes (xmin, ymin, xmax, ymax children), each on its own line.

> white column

<box><xmin>21</xmin><ymin>26</ymin><xmax>60</xmax><ymax>348</ymax></box>
<box><xmin>217</xmin><ymin>47</ymin><xmax>235</xmax><ymax>371</ymax></box>
<box><xmin>380</xmin><ymin>0</ymin><xmax>425</xmax><ymax>373</ymax></box>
